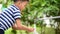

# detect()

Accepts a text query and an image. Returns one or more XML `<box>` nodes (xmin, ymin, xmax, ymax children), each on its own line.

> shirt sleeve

<box><xmin>13</xmin><ymin>10</ymin><xmax>21</xmax><ymax>20</ymax></box>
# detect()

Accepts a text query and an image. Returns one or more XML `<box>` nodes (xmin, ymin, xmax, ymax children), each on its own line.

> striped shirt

<box><xmin>0</xmin><ymin>4</ymin><xmax>21</xmax><ymax>31</ymax></box>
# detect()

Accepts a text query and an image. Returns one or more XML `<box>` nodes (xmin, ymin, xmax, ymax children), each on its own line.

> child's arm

<box><xmin>12</xmin><ymin>18</ymin><xmax>34</xmax><ymax>32</ymax></box>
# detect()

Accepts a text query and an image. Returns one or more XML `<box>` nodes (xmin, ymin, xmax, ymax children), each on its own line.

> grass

<box><xmin>5</xmin><ymin>27</ymin><xmax>55</xmax><ymax>34</ymax></box>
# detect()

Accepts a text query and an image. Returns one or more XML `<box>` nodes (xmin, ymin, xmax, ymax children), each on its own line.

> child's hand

<box><xmin>27</xmin><ymin>27</ymin><xmax>34</xmax><ymax>32</ymax></box>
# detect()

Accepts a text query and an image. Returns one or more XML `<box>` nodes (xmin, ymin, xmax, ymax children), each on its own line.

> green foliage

<box><xmin>21</xmin><ymin>0</ymin><xmax>60</xmax><ymax>25</ymax></box>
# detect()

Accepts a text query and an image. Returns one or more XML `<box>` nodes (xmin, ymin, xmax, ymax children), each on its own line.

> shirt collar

<box><xmin>11</xmin><ymin>4</ymin><xmax>20</xmax><ymax>10</ymax></box>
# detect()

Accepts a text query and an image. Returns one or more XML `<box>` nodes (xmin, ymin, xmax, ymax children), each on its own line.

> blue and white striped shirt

<box><xmin>0</xmin><ymin>4</ymin><xmax>21</xmax><ymax>30</ymax></box>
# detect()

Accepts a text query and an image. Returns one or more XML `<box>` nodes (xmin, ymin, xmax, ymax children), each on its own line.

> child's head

<box><xmin>13</xmin><ymin>0</ymin><xmax>29</xmax><ymax>11</ymax></box>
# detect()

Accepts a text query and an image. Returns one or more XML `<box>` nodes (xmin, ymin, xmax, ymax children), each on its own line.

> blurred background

<box><xmin>0</xmin><ymin>0</ymin><xmax>60</xmax><ymax>34</ymax></box>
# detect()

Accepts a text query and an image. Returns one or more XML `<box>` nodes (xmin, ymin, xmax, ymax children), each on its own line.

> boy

<box><xmin>0</xmin><ymin>0</ymin><xmax>34</xmax><ymax>34</ymax></box>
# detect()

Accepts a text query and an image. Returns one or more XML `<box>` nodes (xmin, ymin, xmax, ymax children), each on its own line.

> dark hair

<box><xmin>21</xmin><ymin>0</ymin><xmax>29</xmax><ymax>1</ymax></box>
<box><xmin>13</xmin><ymin>0</ymin><xmax>17</xmax><ymax>2</ymax></box>
<box><xmin>13</xmin><ymin>0</ymin><xmax>29</xmax><ymax>2</ymax></box>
